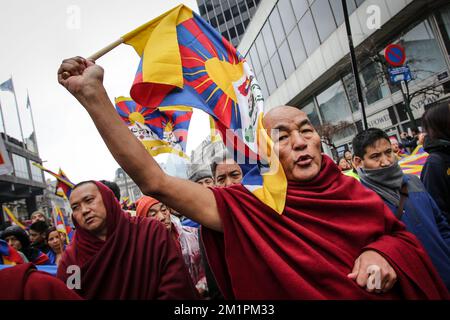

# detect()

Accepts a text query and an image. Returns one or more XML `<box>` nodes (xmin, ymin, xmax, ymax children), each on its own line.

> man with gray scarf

<box><xmin>352</xmin><ymin>128</ymin><xmax>450</xmax><ymax>291</ymax></box>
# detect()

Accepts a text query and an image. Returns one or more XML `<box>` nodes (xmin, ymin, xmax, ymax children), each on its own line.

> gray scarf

<box><xmin>357</xmin><ymin>161</ymin><xmax>404</xmax><ymax>207</ymax></box>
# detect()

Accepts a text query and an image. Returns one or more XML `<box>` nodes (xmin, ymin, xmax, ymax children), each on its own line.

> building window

<box><xmin>224</xmin><ymin>8</ymin><xmax>232</xmax><ymax>20</ymax></box>
<box><xmin>256</xmin><ymin>71</ymin><xmax>269</xmax><ymax>99</ymax></box>
<box><xmin>287</xmin><ymin>26</ymin><xmax>307</xmax><ymax>67</ymax></box>
<box><xmin>217</xmin><ymin>13</ymin><xmax>225</xmax><ymax>25</ymax></box>
<box><xmin>29</xmin><ymin>160</ymin><xmax>43</xmax><ymax>182</ymax></box>
<box><xmin>329</xmin><ymin>0</ymin><xmax>344</xmax><ymax>26</ymax></box>
<box><xmin>360</xmin><ymin>62</ymin><xmax>390</xmax><ymax>105</ymax></box>
<box><xmin>291</xmin><ymin>0</ymin><xmax>309</xmax><ymax>22</ymax></box>
<box><xmin>301</xmin><ymin>101</ymin><xmax>321</xmax><ymax>128</ymax></box>
<box><xmin>278</xmin><ymin>40</ymin><xmax>296</xmax><ymax>78</ymax></box>
<box><xmin>229</xmin><ymin>26</ymin><xmax>237</xmax><ymax>39</ymax></box>
<box><xmin>268</xmin><ymin>7</ymin><xmax>285</xmax><ymax>47</ymax></box>
<box><xmin>346</xmin><ymin>0</ymin><xmax>357</xmax><ymax>13</ymax></box>
<box><xmin>270</xmin><ymin>52</ymin><xmax>285</xmax><ymax>87</ymax></box>
<box><xmin>342</xmin><ymin>73</ymin><xmax>360</xmax><ymax>113</ymax></box>
<box><xmin>199</xmin><ymin>4</ymin><xmax>206</xmax><ymax>16</ymax></box>
<box><xmin>263</xmin><ymin>63</ymin><xmax>277</xmax><ymax>94</ymax></box>
<box><xmin>436</xmin><ymin>5</ymin><xmax>450</xmax><ymax>53</ymax></box>
<box><xmin>261</xmin><ymin>22</ymin><xmax>276</xmax><ymax>58</ymax></box>
<box><xmin>277</xmin><ymin>0</ymin><xmax>297</xmax><ymax>34</ymax></box>
<box><xmin>317</xmin><ymin>80</ymin><xmax>353</xmax><ymax>125</ymax></box>
<box><xmin>311</xmin><ymin>0</ymin><xmax>337</xmax><ymax>42</ymax></box>
<box><xmin>12</xmin><ymin>153</ymin><xmax>29</xmax><ymax>179</ymax></box>
<box><xmin>236</xmin><ymin>22</ymin><xmax>244</xmax><ymax>35</ymax></box>
<box><xmin>255</xmin><ymin>34</ymin><xmax>269</xmax><ymax>67</ymax></box>
<box><xmin>231</xmin><ymin>5</ymin><xmax>239</xmax><ymax>18</ymax></box>
<box><xmin>400</xmin><ymin>20</ymin><xmax>447</xmax><ymax>84</ymax></box>
<box><xmin>298</xmin><ymin>10</ymin><xmax>321</xmax><ymax>56</ymax></box>
<box><xmin>249</xmin><ymin>44</ymin><xmax>262</xmax><ymax>75</ymax></box>
<box><xmin>316</xmin><ymin>80</ymin><xmax>356</xmax><ymax>142</ymax></box>
<box><xmin>210</xmin><ymin>16</ymin><xmax>218</xmax><ymax>28</ymax></box>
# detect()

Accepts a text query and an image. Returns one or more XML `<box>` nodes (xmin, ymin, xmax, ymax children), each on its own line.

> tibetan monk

<box><xmin>57</xmin><ymin>181</ymin><xmax>198</xmax><ymax>299</ymax></box>
<box><xmin>57</xmin><ymin>56</ymin><xmax>449</xmax><ymax>299</ymax></box>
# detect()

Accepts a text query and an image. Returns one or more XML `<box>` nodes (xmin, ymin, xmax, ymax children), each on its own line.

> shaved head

<box><xmin>263</xmin><ymin>105</ymin><xmax>322</xmax><ymax>182</ymax></box>
<box><xmin>263</xmin><ymin>106</ymin><xmax>308</xmax><ymax>131</ymax></box>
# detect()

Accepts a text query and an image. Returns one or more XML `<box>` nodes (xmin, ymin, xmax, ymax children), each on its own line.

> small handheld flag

<box><xmin>115</xmin><ymin>97</ymin><xmax>193</xmax><ymax>159</ymax></box>
<box><xmin>2</xmin><ymin>206</ymin><xmax>26</xmax><ymax>230</ymax></box>
<box><xmin>32</xmin><ymin>163</ymin><xmax>75</xmax><ymax>198</ymax></box>
<box><xmin>52</xmin><ymin>204</ymin><xmax>70</xmax><ymax>244</ymax></box>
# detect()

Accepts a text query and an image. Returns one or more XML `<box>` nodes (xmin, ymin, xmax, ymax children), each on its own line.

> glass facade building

<box><xmin>238</xmin><ymin>0</ymin><xmax>450</xmax><ymax>155</ymax></box>
<box><xmin>197</xmin><ymin>0</ymin><xmax>261</xmax><ymax>47</ymax></box>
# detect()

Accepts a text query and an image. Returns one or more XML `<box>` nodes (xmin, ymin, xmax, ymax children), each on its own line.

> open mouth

<box><xmin>295</xmin><ymin>155</ymin><xmax>313</xmax><ymax>166</ymax></box>
<box><xmin>85</xmin><ymin>216</ymin><xmax>95</xmax><ymax>225</ymax></box>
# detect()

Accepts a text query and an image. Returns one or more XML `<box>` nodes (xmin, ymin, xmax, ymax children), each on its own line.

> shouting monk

<box><xmin>57</xmin><ymin>57</ymin><xmax>449</xmax><ymax>299</ymax></box>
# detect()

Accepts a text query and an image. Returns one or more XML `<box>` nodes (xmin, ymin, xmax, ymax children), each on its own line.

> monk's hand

<box><xmin>57</xmin><ymin>56</ymin><xmax>105</xmax><ymax>103</ymax></box>
<box><xmin>347</xmin><ymin>250</ymin><xmax>397</xmax><ymax>293</ymax></box>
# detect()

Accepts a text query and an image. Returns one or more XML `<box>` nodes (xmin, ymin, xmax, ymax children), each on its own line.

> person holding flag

<box><xmin>57</xmin><ymin>4</ymin><xmax>448</xmax><ymax>299</ymax></box>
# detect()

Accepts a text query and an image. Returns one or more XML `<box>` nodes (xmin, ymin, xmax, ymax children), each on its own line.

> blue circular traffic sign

<box><xmin>384</xmin><ymin>44</ymin><xmax>406</xmax><ymax>67</ymax></box>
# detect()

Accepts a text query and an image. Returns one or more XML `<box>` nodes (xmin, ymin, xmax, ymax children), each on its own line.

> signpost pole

<box><xmin>341</xmin><ymin>0</ymin><xmax>368</xmax><ymax>131</ymax></box>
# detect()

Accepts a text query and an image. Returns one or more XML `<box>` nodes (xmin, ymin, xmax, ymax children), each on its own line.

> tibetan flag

<box><xmin>52</xmin><ymin>204</ymin><xmax>70</xmax><ymax>244</ymax></box>
<box><xmin>55</xmin><ymin>168</ymin><xmax>74</xmax><ymax>199</ymax></box>
<box><xmin>399</xmin><ymin>145</ymin><xmax>429</xmax><ymax>177</ymax></box>
<box><xmin>121</xmin><ymin>196</ymin><xmax>131</xmax><ymax>210</ymax></box>
<box><xmin>2</xmin><ymin>206</ymin><xmax>26</xmax><ymax>230</ymax></box>
<box><xmin>122</xmin><ymin>4</ymin><xmax>287</xmax><ymax>214</ymax></box>
<box><xmin>115</xmin><ymin>96</ymin><xmax>192</xmax><ymax>159</ymax></box>
<box><xmin>32</xmin><ymin>163</ymin><xmax>75</xmax><ymax>196</ymax></box>
<box><xmin>0</xmin><ymin>78</ymin><xmax>14</xmax><ymax>92</ymax></box>
<box><xmin>0</xmin><ymin>239</ymin><xmax>24</xmax><ymax>265</ymax></box>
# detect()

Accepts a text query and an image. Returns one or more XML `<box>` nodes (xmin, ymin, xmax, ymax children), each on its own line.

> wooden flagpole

<box><xmin>87</xmin><ymin>38</ymin><xmax>125</xmax><ymax>61</ymax></box>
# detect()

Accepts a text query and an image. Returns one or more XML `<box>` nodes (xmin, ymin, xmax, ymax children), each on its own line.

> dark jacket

<box><xmin>381</xmin><ymin>175</ymin><xmax>450</xmax><ymax>291</ymax></box>
<box><xmin>421</xmin><ymin>139</ymin><xmax>450</xmax><ymax>223</ymax></box>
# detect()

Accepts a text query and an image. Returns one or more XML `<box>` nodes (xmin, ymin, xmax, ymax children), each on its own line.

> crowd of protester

<box><xmin>0</xmin><ymin>58</ymin><xmax>449</xmax><ymax>300</ymax></box>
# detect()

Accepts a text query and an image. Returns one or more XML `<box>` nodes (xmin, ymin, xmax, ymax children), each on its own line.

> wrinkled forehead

<box><xmin>366</xmin><ymin>138</ymin><xmax>392</xmax><ymax>153</ymax></box>
<box><xmin>216</xmin><ymin>161</ymin><xmax>241</xmax><ymax>173</ymax></box>
<box><xmin>263</xmin><ymin>107</ymin><xmax>309</xmax><ymax>131</ymax></box>
<box><xmin>69</xmin><ymin>182</ymin><xmax>100</xmax><ymax>204</ymax></box>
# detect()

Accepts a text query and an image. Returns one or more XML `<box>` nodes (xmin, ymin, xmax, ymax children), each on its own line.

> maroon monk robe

<box><xmin>0</xmin><ymin>263</ymin><xmax>82</xmax><ymax>300</ymax></box>
<box><xmin>57</xmin><ymin>181</ymin><xmax>198</xmax><ymax>300</ymax></box>
<box><xmin>202</xmin><ymin>155</ymin><xmax>449</xmax><ymax>299</ymax></box>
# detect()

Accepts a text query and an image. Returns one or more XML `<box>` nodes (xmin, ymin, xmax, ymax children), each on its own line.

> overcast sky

<box><xmin>0</xmin><ymin>0</ymin><xmax>208</xmax><ymax>183</ymax></box>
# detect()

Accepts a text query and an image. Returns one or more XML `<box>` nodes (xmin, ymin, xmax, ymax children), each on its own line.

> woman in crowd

<box><xmin>46</xmin><ymin>227</ymin><xmax>66</xmax><ymax>265</ymax></box>
<box><xmin>338</xmin><ymin>157</ymin><xmax>351</xmax><ymax>171</ymax></box>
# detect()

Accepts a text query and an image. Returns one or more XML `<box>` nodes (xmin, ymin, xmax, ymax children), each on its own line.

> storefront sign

<box><xmin>367</xmin><ymin>109</ymin><xmax>393</xmax><ymax>129</ymax></box>
<box><xmin>410</xmin><ymin>87</ymin><xmax>444</xmax><ymax>119</ymax></box>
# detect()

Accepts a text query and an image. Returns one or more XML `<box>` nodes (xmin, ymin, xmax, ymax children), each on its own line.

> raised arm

<box><xmin>58</xmin><ymin>57</ymin><xmax>222</xmax><ymax>231</ymax></box>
